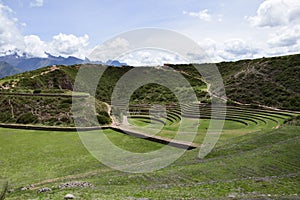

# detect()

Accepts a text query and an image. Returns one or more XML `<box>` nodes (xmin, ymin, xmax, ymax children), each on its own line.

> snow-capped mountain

<box><xmin>0</xmin><ymin>52</ymin><xmax>127</xmax><ymax>78</ymax></box>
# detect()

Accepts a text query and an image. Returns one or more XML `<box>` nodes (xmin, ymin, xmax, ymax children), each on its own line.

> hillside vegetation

<box><xmin>218</xmin><ymin>54</ymin><xmax>300</xmax><ymax>110</ymax></box>
<box><xmin>0</xmin><ymin>94</ymin><xmax>109</xmax><ymax>126</ymax></box>
<box><xmin>167</xmin><ymin>54</ymin><xmax>300</xmax><ymax>110</ymax></box>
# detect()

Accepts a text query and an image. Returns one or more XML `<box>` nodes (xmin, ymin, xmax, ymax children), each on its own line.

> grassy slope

<box><xmin>168</xmin><ymin>54</ymin><xmax>300</xmax><ymax>110</ymax></box>
<box><xmin>0</xmin><ymin>123</ymin><xmax>299</xmax><ymax>199</ymax></box>
<box><xmin>0</xmin><ymin>95</ymin><xmax>73</xmax><ymax>126</ymax></box>
<box><xmin>0</xmin><ymin>95</ymin><xmax>109</xmax><ymax>126</ymax></box>
<box><xmin>218</xmin><ymin>54</ymin><xmax>300</xmax><ymax>110</ymax></box>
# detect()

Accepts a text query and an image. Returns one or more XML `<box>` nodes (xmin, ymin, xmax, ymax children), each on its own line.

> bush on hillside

<box><xmin>16</xmin><ymin>113</ymin><xmax>38</xmax><ymax>124</ymax></box>
<box><xmin>33</xmin><ymin>89</ymin><xmax>41</xmax><ymax>94</ymax></box>
<box><xmin>97</xmin><ymin>111</ymin><xmax>112</xmax><ymax>125</ymax></box>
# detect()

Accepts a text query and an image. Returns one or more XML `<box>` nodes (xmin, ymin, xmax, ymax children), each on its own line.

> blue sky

<box><xmin>0</xmin><ymin>0</ymin><xmax>300</xmax><ymax>64</ymax></box>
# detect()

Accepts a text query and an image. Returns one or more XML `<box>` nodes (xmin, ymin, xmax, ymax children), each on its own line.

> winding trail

<box><xmin>103</xmin><ymin>102</ymin><xmax>116</xmax><ymax>126</ymax></box>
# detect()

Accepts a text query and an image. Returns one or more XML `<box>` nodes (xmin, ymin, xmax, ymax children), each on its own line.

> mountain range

<box><xmin>0</xmin><ymin>52</ymin><xmax>127</xmax><ymax>78</ymax></box>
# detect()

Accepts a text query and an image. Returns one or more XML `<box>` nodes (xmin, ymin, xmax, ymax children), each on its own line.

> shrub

<box><xmin>59</xmin><ymin>103</ymin><xmax>71</xmax><ymax>109</ymax></box>
<box><xmin>33</xmin><ymin>89</ymin><xmax>42</xmax><ymax>94</ymax></box>
<box><xmin>98</xmin><ymin>111</ymin><xmax>110</xmax><ymax>117</ymax></box>
<box><xmin>61</xmin><ymin>99</ymin><xmax>72</xmax><ymax>104</ymax></box>
<box><xmin>16</xmin><ymin>113</ymin><xmax>38</xmax><ymax>124</ymax></box>
<box><xmin>0</xmin><ymin>112</ymin><xmax>12</xmax><ymax>123</ymax></box>
<box><xmin>97</xmin><ymin>112</ymin><xmax>112</xmax><ymax>125</ymax></box>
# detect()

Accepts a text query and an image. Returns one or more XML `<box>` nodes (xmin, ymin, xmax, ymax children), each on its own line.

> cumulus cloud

<box><xmin>223</xmin><ymin>39</ymin><xmax>254</xmax><ymax>55</ymax></box>
<box><xmin>247</xmin><ymin>0</ymin><xmax>300</xmax><ymax>27</ymax></box>
<box><xmin>24</xmin><ymin>33</ymin><xmax>90</xmax><ymax>59</ymax></box>
<box><xmin>198</xmin><ymin>38</ymin><xmax>260</xmax><ymax>62</ymax></box>
<box><xmin>24</xmin><ymin>35</ymin><xmax>47</xmax><ymax>57</ymax></box>
<box><xmin>118</xmin><ymin>49</ymin><xmax>187</xmax><ymax>66</ymax></box>
<box><xmin>244</xmin><ymin>0</ymin><xmax>300</xmax><ymax>57</ymax></box>
<box><xmin>30</xmin><ymin>0</ymin><xmax>44</xmax><ymax>7</ymax></box>
<box><xmin>0</xmin><ymin>3</ymin><xmax>24</xmax><ymax>55</ymax></box>
<box><xmin>0</xmin><ymin>2</ymin><xmax>91</xmax><ymax>58</ymax></box>
<box><xmin>89</xmin><ymin>37</ymin><xmax>130</xmax><ymax>61</ymax></box>
<box><xmin>268</xmin><ymin>25</ymin><xmax>300</xmax><ymax>47</ymax></box>
<box><xmin>183</xmin><ymin>9</ymin><xmax>212</xmax><ymax>21</ymax></box>
<box><xmin>48</xmin><ymin>33</ymin><xmax>89</xmax><ymax>59</ymax></box>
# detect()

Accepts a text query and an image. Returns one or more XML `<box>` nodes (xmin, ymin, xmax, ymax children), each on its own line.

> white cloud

<box><xmin>217</xmin><ymin>14</ymin><xmax>223</xmax><ymax>22</ymax></box>
<box><xmin>24</xmin><ymin>33</ymin><xmax>91</xmax><ymax>59</ymax></box>
<box><xmin>0</xmin><ymin>3</ymin><xmax>90</xmax><ymax>59</ymax></box>
<box><xmin>24</xmin><ymin>35</ymin><xmax>47</xmax><ymax>57</ymax></box>
<box><xmin>48</xmin><ymin>33</ymin><xmax>89</xmax><ymax>59</ymax></box>
<box><xmin>198</xmin><ymin>38</ymin><xmax>260</xmax><ymax>62</ymax></box>
<box><xmin>23</xmin><ymin>33</ymin><xmax>91</xmax><ymax>59</ymax></box>
<box><xmin>89</xmin><ymin>37</ymin><xmax>130</xmax><ymax>61</ymax></box>
<box><xmin>268</xmin><ymin>25</ymin><xmax>300</xmax><ymax>47</ymax></box>
<box><xmin>22</xmin><ymin>33</ymin><xmax>89</xmax><ymax>59</ymax></box>
<box><xmin>30</xmin><ymin>0</ymin><xmax>44</xmax><ymax>7</ymax></box>
<box><xmin>247</xmin><ymin>0</ymin><xmax>300</xmax><ymax>27</ymax></box>
<box><xmin>223</xmin><ymin>39</ymin><xmax>253</xmax><ymax>55</ymax></box>
<box><xmin>183</xmin><ymin>9</ymin><xmax>212</xmax><ymax>22</ymax></box>
<box><xmin>118</xmin><ymin>49</ymin><xmax>187</xmax><ymax>66</ymax></box>
<box><xmin>0</xmin><ymin>3</ymin><xmax>24</xmax><ymax>55</ymax></box>
<box><xmin>244</xmin><ymin>0</ymin><xmax>300</xmax><ymax>57</ymax></box>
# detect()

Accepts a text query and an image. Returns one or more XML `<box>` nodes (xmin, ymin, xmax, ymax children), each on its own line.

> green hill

<box><xmin>218</xmin><ymin>54</ymin><xmax>300</xmax><ymax>110</ymax></box>
<box><xmin>167</xmin><ymin>54</ymin><xmax>300</xmax><ymax>110</ymax></box>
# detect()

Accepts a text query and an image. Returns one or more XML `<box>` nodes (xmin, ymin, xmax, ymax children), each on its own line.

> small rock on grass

<box><xmin>37</xmin><ymin>187</ymin><xmax>52</xmax><ymax>193</ymax></box>
<box><xmin>64</xmin><ymin>193</ymin><xmax>75</xmax><ymax>199</ymax></box>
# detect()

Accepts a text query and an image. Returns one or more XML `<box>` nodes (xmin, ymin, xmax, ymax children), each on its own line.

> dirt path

<box><xmin>103</xmin><ymin>102</ymin><xmax>116</xmax><ymax>126</ymax></box>
<box><xmin>31</xmin><ymin>65</ymin><xmax>59</xmax><ymax>79</ymax></box>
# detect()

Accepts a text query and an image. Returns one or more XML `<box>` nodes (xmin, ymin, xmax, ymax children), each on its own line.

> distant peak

<box><xmin>105</xmin><ymin>60</ymin><xmax>128</xmax><ymax>67</ymax></box>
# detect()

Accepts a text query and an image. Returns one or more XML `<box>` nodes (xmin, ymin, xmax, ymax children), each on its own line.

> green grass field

<box><xmin>0</xmin><ymin>105</ymin><xmax>299</xmax><ymax>199</ymax></box>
